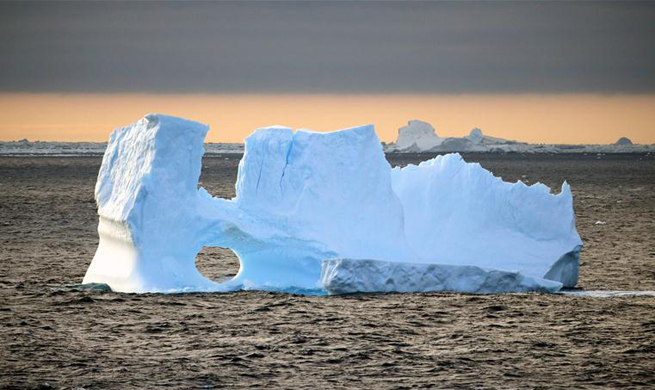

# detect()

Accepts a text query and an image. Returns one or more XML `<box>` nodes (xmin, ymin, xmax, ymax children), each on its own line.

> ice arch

<box><xmin>83</xmin><ymin>114</ymin><xmax>582</xmax><ymax>294</ymax></box>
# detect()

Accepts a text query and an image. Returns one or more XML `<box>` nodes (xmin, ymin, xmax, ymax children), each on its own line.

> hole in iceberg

<box><xmin>195</xmin><ymin>246</ymin><xmax>241</xmax><ymax>283</ymax></box>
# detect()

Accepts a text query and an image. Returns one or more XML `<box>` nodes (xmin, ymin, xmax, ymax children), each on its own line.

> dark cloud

<box><xmin>1</xmin><ymin>1</ymin><xmax>654</xmax><ymax>93</ymax></box>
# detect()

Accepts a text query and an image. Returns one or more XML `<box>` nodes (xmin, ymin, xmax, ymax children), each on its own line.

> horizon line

<box><xmin>1</xmin><ymin>93</ymin><xmax>654</xmax><ymax>145</ymax></box>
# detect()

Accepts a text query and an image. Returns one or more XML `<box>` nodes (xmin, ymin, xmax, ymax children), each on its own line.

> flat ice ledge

<box><xmin>320</xmin><ymin>258</ymin><xmax>563</xmax><ymax>295</ymax></box>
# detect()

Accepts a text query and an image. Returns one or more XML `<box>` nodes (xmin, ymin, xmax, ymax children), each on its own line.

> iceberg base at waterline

<box><xmin>320</xmin><ymin>259</ymin><xmax>564</xmax><ymax>295</ymax></box>
<box><xmin>82</xmin><ymin>114</ymin><xmax>582</xmax><ymax>295</ymax></box>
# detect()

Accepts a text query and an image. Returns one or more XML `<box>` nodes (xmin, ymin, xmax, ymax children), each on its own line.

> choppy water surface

<box><xmin>1</xmin><ymin>153</ymin><xmax>654</xmax><ymax>389</ymax></box>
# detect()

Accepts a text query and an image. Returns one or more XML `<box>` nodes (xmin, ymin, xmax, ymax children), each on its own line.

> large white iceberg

<box><xmin>83</xmin><ymin>114</ymin><xmax>582</xmax><ymax>294</ymax></box>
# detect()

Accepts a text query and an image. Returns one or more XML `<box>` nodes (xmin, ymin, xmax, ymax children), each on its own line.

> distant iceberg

<box><xmin>384</xmin><ymin>120</ymin><xmax>653</xmax><ymax>153</ymax></box>
<box><xmin>83</xmin><ymin>114</ymin><xmax>582</xmax><ymax>294</ymax></box>
<box><xmin>394</xmin><ymin>120</ymin><xmax>444</xmax><ymax>151</ymax></box>
<box><xmin>614</xmin><ymin>137</ymin><xmax>633</xmax><ymax>146</ymax></box>
<box><xmin>387</xmin><ymin>121</ymin><xmax>527</xmax><ymax>153</ymax></box>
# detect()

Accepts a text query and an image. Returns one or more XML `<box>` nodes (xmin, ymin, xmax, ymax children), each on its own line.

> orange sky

<box><xmin>0</xmin><ymin>93</ymin><xmax>654</xmax><ymax>144</ymax></box>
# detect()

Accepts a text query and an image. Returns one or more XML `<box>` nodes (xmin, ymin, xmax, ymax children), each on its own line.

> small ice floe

<box><xmin>560</xmin><ymin>290</ymin><xmax>655</xmax><ymax>298</ymax></box>
<box><xmin>595</xmin><ymin>221</ymin><xmax>607</xmax><ymax>225</ymax></box>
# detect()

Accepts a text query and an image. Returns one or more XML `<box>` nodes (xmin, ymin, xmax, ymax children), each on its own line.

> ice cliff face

<box><xmin>321</xmin><ymin>259</ymin><xmax>564</xmax><ymax>295</ymax></box>
<box><xmin>84</xmin><ymin>114</ymin><xmax>582</xmax><ymax>294</ymax></box>
<box><xmin>86</xmin><ymin>115</ymin><xmax>217</xmax><ymax>292</ymax></box>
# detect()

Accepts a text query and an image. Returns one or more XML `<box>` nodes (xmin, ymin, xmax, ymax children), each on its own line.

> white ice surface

<box><xmin>390</xmin><ymin>154</ymin><xmax>582</xmax><ymax>287</ymax></box>
<box><xmin>83</xmin><ymin>114</ymin><xmax>583</xmax><ymax>294</ymax></box>
<box><xmin>394</xmin><ymin>120</ymin><xmax>443</xmax><ymax>151</ymax></box>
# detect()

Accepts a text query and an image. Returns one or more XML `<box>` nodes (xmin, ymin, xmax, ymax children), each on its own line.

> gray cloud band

<box><xmin>1</xmin><ymin>1</ymin><xmax>654</xmax><ymax>93</ymax></box>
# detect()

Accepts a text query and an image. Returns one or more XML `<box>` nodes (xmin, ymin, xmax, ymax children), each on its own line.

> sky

<box><xmin>1</xmin><ymin>1</ymin><xmax>654</xmax><ymax>143</ymax></box>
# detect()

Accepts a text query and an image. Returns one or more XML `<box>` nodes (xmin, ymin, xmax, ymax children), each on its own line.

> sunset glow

<box><xmin>1</xmin><ymin>93</ymin><xmax>654</xmax><ymax>144</ymax></box>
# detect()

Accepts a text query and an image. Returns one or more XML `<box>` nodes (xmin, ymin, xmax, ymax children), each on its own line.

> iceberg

<box><xmin>83</xmin><ymin>114</ymin><xmax>582</xmax><ymax>294</ymax></box>
<box><xmin>383</xmin><ymin>120</ymin><xmax>655</xmax><ymax>154</ymax></box>
<box><xmin>465</xmin><ymin>127</ymin><xmax>520</xmax><ymax>146</ymax></box>
<box><xmin>386</xmin><ymin>120</ymin><xmax>528</xmax><ymax>153</ymax></box>
<box><xmin>614</xmin><ymin>137</ymin><xmax>633</xmax><ymax>146</ymax></box>
<box><xmin>393</xmin><ymin>120</ymin><xmax>443</xmax><ymax>151</ymax></box>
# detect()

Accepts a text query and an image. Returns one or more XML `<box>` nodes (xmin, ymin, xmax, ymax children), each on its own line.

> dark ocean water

<box><xmin>1</xmin><ymin>153</ymin><xmax>654</xmax><ymax>389</ymax></box>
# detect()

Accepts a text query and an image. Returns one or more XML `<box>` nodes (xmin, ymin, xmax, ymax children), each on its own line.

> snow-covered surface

<box><xmin>321</xmin><ymin>259</ymin><xmax>563</xmax><ymax>295</ymax></box>
<box><xmin>84</xmin><ymin>113</ymin><xmax>582</xmax><ymax>294</ymax></box>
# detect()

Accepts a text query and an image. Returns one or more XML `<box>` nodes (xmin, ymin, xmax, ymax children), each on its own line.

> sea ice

<box><xmin>83</xmin><ymin>114</ymin><xmax>582</xmax><ymax>294</ymax></box>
